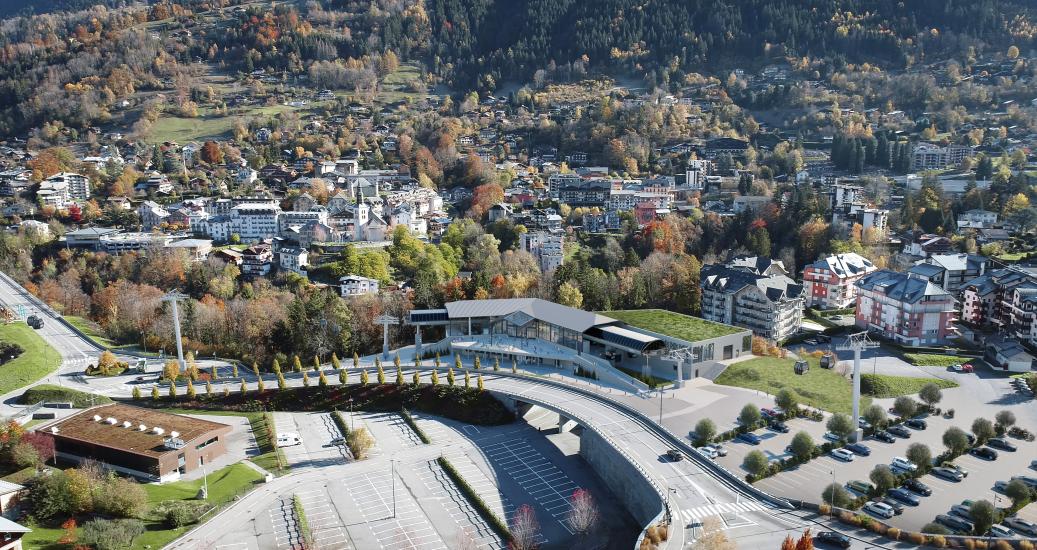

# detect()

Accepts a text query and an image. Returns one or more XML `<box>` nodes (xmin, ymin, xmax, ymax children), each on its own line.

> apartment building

<box><xmin>340</xmin><ymin>275</ymin><xmax>380</xmax><ymax>297</ymax></box>
<box><xmin>908</xmin><ymin>253</ymin><xmax>987</xmax><ymax>293</ymax></box>
<box><xmin>45</xmin><ymin>172</ymin><xmax>90</xmax><ymax>200</ymax></box>
<box><xmin>700</xmin><ymin>263</ymin><xmax>804</xmax><ymax>341</ymax></box>
<box><xmin>519</xmin><ymin>230</ymin><xmax>565</xmax><ymax>272</ymax></box>
<box><xmin>911</xmin><ymin>143</ymin><xmax>973</xmax><ymax>171</ymax></box>
<box><xmin>802</xmin><ymin>253</ymin><xmax>877</xmax><ymax>309</ymax></box>
<box><xmin>241</xmin><ymin>244</ymin><xmax>274</xmax><ymax>277</ymax></box>
<box><xmin>854</xmin><ymin>270</ymin><xmax>957</xmax><ymax>345</ymax></box>
<box><xmin>960</xmin><ymin>267</ymin><xmax>1037</xmax><ymax>329</ymax></box>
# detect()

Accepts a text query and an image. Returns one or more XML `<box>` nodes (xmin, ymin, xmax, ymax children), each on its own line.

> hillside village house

<box><xmin>340</xmin><ymin>275</ymin><xmax>380</xmax><ymax>296</ymax></box>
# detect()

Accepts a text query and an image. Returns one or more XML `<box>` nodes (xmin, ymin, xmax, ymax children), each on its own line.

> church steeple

<box><xmin>354</xmin><ymin>186</ymin><xmax>368</xmax><ymax>242</ymax></box>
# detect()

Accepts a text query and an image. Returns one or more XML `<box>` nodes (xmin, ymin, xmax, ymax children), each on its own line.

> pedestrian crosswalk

<box><xmin>676</xmin><ymin>500</ymin><xmax>770</xmax><ymax>524</ymax></box>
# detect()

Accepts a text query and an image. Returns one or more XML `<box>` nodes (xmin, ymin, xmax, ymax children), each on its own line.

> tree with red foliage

<box><xmin>795</xmin><ymin>528</ymin><xmax>813</xmax><ymax>550</ymax></box>
<box><xmin>59</xmin><ymin>518</ymin><xmax>77</xmax><ymax>545</ymax></box>
<box><xmin>22</xmin><ymin>431</ymin><xmax>56</xmax><ymax>465</ymax></box>
<box><xmin>67</xmin><ymin>203</ymin><xmax>82</xmax><ymax>223</ymax></box>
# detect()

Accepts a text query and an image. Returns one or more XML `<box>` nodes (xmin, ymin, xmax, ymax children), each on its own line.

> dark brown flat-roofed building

<box><xmin>41</xmin><ymin>403</ymin><xmax>231</xmax><ymax>483</ymax></box>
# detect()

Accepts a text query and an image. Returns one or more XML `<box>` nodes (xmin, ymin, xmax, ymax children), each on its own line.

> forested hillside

<box><xmin>425</xmin><ymin>0</ymin><xmax>1034</xmax><ymax>88</ymax></box>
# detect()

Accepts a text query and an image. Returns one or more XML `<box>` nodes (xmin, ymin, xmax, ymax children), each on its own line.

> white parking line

<box><xmin>344</xmin><ymin>471</ymin><xmax>447</xmax><ymax>550</ymax></box>
<box><xmin>481</xmin><ymin>439</ymin><xmax>579</xmax><ymax>533</ymax></box>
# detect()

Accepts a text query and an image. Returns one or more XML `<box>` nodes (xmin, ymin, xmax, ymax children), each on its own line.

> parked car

<box><xmin>1030</xmin><ymin>459</ymin><xmax>1037</xmax><ymax>470</ymax></box>
<box><xmin>879</xmin><ymin>498</ymin><xmax>904</xmax><ymax>515</ymax></box>
<box><xmin>988</xmin><ymin>438</ymin><xmax>1017</xmax><ymax>452</ymax></box>
<box><xmin>697</xmin><ymin>446</ymin><xmax>719</xmax><ymax>459</ymax></box>
<box><xmin>886</xmin><ymin>488</ymin><xmax>920</xmax><ymax>506</ymax></box>
<box><xmin>970</xmin><ymin>446</ymin><xmax>999</xmax><ymax>460</ymax></box>
<box><xmin>872</xmin><ymin>431</ymin><xmax>896</xmax><ymax>443</ymax></box>
<box><xmin>863</xmin><ymin>501</ymin><xmax>895</xmax><ymax>519</ymax></box>
<box><xmin>1010</xmin><ymin>475</ymin><xmax>1037</xmax><ymax>489</ymax></box>
<box><xmin>846</xmin><ymin>480</ymin><xmax>874</xmax><ymax>495</ymax></box>
<box><xmin>705</xmin><ymin>444</ymin><xmax>728</xmax><ymax>457</ymax></box>
<box><xmin>769</xmin><ymin>421</ymin><xmax>790</xmax><ymax>433</ymax></box>
<box><xmin>891</xmin><ymin>456</ymin><xmax>918</xmax><ymax>472</ymax></box>
<box><xmin>1003</xmin><ymin>517</ymin><xmax>1037</xmax><ymax>537</ymax></box>
<box><xmin>666</xmin><ymin>449</ymin><xmax>684</xmax><ymax>461</ymax></box>
<box><xmin>857</xmin><ymin>418</ymin><xmax>871</xmax><ymax>429</ymax></box>
<box><xmin>941</xmin><ymin>462</ymin><xmax>968</xmax><ymax>478</ymax></box>
<box><xmin>830</xmin><ymin>448</ymin><xmax>855</xmax><ymax>462</ymax></box>
<box><xmin>737</xmin><ymin>432</ymin><xmax>762</xmax><ymax>445</ymax></box>
<box><xmin>823</xmin><ymin>431</ymin><xmax>844</xmax><ymax>442</ymax></box>
<box><xmin>987</xmin><ymin>524</ymin><xmax>1015</xmax><ymax>538</ymax></box>
<box><xmin>814</xmin><ymin>531</ymin><xmax>851</xmax><ymax>548</ymax></box>
<box><xmin>961</xmin><ymin>363</ymin><xmax>974</xmax><ymax>373</ymax></box>
<box><xmin>328</xmin><ymin>437</ymin><xmax>345</xmax><ymax>446</ymax></box>
<box><xmin>905</xmin><ymin>418</ymin><xmax>928</xmax><ymax>430</ymax></box>
<box><xmin>966</xmin><ymin>433</ymin><xmax>977</xmax><ymax>445</ymax></box>
<box><xmin>932</xmin><ymin>467</ymin><xmax>965</xmax><ymax>482</ymax></box>
<box><xmin>846</xmin><ymin>443</ymin><xmax>871</xmax><ymax>456</ymax></box>
<box><xmin>903</xmin><ymin>478</ymin><xmax>932</xmax><ymax>496</ymax></box>
<box><xmin>936</xmin><ymin>514</ymin><xmax>975</xmax><ymax>534</ymax></box>
<box><xmin>994</xmin><ymin>480</ymin><xmax>1010</xmax><ymax>493</ymax></box>
<box><xmin>950</xmin><ymin>504</ymin><xmax>973</xmax><ymax>519</ymax></box>
<box><xmin>888</xmin><ymin>425</ymin><xmax>912</xmax><ymax>438</ymax></box>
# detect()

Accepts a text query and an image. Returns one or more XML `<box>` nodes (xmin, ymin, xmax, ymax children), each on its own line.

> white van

<box><xmin>276</xmin><ymin>433</ymin><xmax>301</xmax><ymax>448</ymax></box>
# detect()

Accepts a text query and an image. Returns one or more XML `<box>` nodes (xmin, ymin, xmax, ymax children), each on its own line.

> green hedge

<box><xmin>437</xmin><ymin>456</ymin><xmax>512</xmax><ymax>542</ymax></box>
<box><xmin>292</xmin><ymin>494</ymin><xmax>314</xmax><ymax>548</ymax></box>
<box><xmin>331</xmin><ymin>410</ymin><xmax>350</xmax><ymax>437</ymax></box>
<box><xmin>400</xmin><ymin>407</ymin><xmax>431</xmax><ymax>444</ymax></box>
<box><xmin>859</xmin><ymin>374</ymin><xmax>957</xmax><ymax>398</ymax></box>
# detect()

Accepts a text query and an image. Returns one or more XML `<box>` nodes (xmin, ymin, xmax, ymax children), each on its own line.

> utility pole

<box><xmin>162</xmin><ymin>290</ymin><xmax>189</xmax><ymax>371</ymax></box>
<box><xmin>391</xmin><ymin>459</ymin><xmax>397</xmax><ymax>519</ymax></box>
<box><xmin>836</xmin><ymin>332</ymin><xmax>878</xmax><ymax>442</ymax></box>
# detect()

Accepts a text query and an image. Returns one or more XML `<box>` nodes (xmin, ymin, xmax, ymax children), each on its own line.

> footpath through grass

<box><xmin>860</xmin><ymin>374</ymin><xmax>958</xmax><ymax>398</ymax></box>
<box><xmin>0</xmin><ymin>322</ymin><xmax>62</xmax><ymax>396</ymax></box>
<box><xmin>715</xmin><ymin>357</ymin><xmax>866</xmax><ymax>414</ymax></box>
<box><xmin>716</xmin><ymin>357</ymin><xmax>960</xmax><ymax>413</ymax></box>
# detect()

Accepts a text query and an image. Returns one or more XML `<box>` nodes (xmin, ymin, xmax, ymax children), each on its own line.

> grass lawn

<box><xmin>603</xmin><ymin>309</ymin><xmax>744</xmax><ymax>342</ymax></box>
<box><xmin>715</xmin><ymin>357</ymin><xmax>869</xmax><ymax>414</ymax></box>
<box><xmin>18</xmin><ymin>384</ymin><xmax>112</xmax><ymax>407</ymax></box>
<box><xmin>860</xmin><ymin>374</ymin><xmax>958</xmax><ymax>398</ymax></box>
<box><xmin>63</xmin><ymin>315</ymin><xmax>121</xmax><ymax>349</ymax></box>
<box><xmin>903</xmin><ymin>353</ymin><xmax>966</xmax><ymax>367</ymax></box>
<box><xmin>617</xmin><ymin>366</ymin><xmax>672</xmax><ymax>389</ymax></box>
<box><xmin>0</xmin><ymin>323</ymin><xmax>62</xmax><ymax>396</ymax></box>
<box><xmin>23</xmin><ymin>463</ymin><xmax>263</xmax><ymax>550</ymax></box>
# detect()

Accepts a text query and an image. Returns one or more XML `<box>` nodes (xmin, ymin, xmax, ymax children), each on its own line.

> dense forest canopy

<box><xmin>423</xmin><ymin>0</ymin><xmax>1033</xmax><ymax>88</ymax></box>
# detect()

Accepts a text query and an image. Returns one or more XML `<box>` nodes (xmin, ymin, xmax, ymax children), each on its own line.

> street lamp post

<box><xmin>348</xmin><ymin>397</ymin><xmax>354</xmax><ymax>432</ymax></box>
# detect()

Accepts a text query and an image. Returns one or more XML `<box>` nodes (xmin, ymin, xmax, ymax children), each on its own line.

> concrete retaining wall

<box><xmin>579</xmin><ymin>427</ymin><xmax>661</xmax><ymax>525</ymax></box>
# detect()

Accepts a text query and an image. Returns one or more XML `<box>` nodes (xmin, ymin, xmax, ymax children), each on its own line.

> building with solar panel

<box><xmin>408</xmin><ymin>299</ymin><xmax>750</xmax><ymax>388</ymax></box>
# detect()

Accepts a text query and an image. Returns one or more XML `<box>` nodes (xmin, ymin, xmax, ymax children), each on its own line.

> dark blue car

<box><xmin>737</xmin><ymin>432</ymin><xmax>762</xmax><ymax>445</ymax></box>
<box><xmin>846</xmin><ymin>443</ymin><xmax>871</xmax><ymax>456</ymax></box>
<box><xmin>886</xmin><ymin>487</ymin><xmax>920</xmax><ymax>506</ymax></box>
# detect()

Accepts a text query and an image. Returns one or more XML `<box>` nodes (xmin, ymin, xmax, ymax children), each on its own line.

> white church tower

<box><xmin>354</xmin><ymin>188</ymin><xmax>369</xmax><ymax>241</ymax></box>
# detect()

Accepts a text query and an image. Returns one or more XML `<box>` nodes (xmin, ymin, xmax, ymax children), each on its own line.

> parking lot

<box><xmin>751</xmin><ymin>408</ymin><xmax>1037</xmax><ymax>533</ymax></box>
<box><xmin>343</xmin><ymin>469</ymin><xmax>448</xmax><ymax>550</ymax></box>
<box><xmin>295</xmin><ymin>487</ymin><xmax>351</xmax><ymax>550</ymax></box>
<box><xmin>417</xmin><ymin>457</ymin><xmax>509</xmax><ymax>549</ymax></box>
<box><xmin>273</xmin><ymin>412</ymin><xmax>349</xmax><ymax>468</ymax></box>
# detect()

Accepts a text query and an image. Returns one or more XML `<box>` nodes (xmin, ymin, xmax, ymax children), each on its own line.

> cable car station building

<box><xmin>408</xmin><ymin>299</ymin><xmax>751</xmax><ymax>389</ymax></box>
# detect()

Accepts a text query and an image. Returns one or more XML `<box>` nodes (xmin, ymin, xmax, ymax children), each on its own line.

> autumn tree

<box><xmin>200</xmin><ymin>141</ymin><xmax>224</xmax><ymax>164</ymax></box>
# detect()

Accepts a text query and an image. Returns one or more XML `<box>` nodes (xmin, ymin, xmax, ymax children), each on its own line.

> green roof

<box><xmin>601</xmin><ymin>309</ymin><xmax>744</xmax><ymax>343</ymax></box>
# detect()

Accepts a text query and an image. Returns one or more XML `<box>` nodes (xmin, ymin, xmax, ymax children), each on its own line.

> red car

<box><xmin>961</xmin><ymin>364</ymin><xmax>974</xmax><ymax>373</ymax></box>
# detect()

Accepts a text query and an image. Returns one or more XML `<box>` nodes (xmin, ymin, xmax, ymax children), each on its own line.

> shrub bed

<box><xmin>129</xmin><ymin>384</ymin><xmax>515</xmax><ymax>426</ymax></box>
<box><xmin>437</xmin><ymin>456</ymin><xmax>511</xmax><ymax>541</ymax></box>
<box><xmin>400</xmin><ymin>407</ymin><xmax>431</xmax><ymax>444</ymax></box>
<box><xmin>19</xmin><ymin>384</ymin><xmax>112</xmax><ymax>407</ymax></box>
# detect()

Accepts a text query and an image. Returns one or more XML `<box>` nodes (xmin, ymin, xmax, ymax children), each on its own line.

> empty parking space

<box><xmin>418</xmin><ymin>459</ymin><xmax>507</xmax><ymax>550</ymax></box>
<box><xmin>481</xmin><ymin>439</ymin><xmax>579</xmax><ymax>534</ymax></box>
<box><xmin>267</xmin><ymin>496</ymin><xmax>304</xmax><ymax>550</ymax></box>
<box><xmin>295</xmin><ymin>488</ymin><xmax>351</xmax><ymax>550</ymax></box>
<box><xmin>343</xmin><ymin>470</ymin><xmax>447</xmax><ymax>550</ymax></box>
